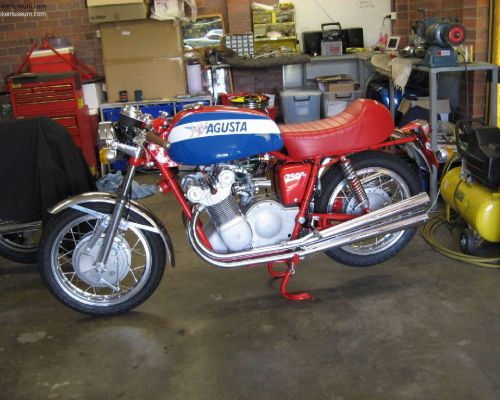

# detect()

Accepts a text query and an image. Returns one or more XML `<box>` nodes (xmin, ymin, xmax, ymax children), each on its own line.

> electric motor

<box><xmin>425</xmin><ymin>21</ymin><xmax>465</xmax><ymax>48</ymax></box>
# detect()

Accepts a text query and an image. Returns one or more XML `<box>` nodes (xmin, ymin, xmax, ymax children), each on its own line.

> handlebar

<box><xmin>146</xmin><ymin>131</ymin><xmax>170</xmax><ymax>149</ymax></box>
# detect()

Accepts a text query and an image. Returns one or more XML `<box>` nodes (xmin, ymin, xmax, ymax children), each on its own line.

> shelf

<box><xmin>252</xmin><ymin>5</ymin><xmax>297</xmax><ymax>53</ymax></box>
<box><xmin>255</xmin><ymin>36</ymin><xmax>296</xmax><ymax>42</ymax></box>
<box><xmin>253</xmin><ymin>22</ymin><xmax>296</xmax><ymax>27</ymax></box>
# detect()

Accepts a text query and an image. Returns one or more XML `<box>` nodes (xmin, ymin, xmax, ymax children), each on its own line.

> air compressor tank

<box><xmin>440</xmin><ymin>167</ymin><xmax>500</xmax><ymax>242</ymax></box>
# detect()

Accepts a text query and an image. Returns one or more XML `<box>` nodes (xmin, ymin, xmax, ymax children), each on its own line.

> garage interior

<box><xmin>0</xmin><ymin>1</ymin><xmax>499</xmax><ymax>399</ymax></box>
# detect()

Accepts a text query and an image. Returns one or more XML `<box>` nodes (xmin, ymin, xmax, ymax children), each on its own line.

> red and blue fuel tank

<box><xmin>166</xmin><ymin>106</ymin><xmax>283</xmax><ymax>165</ymax></box>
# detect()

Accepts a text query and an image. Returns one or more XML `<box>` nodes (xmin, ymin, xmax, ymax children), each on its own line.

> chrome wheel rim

<box><xmin>50</xmin><ymin>214</ymin><xmax>152</xmax><ymax>307</ymax></box>
<box><xmin>327</xmin><ymin>167</ymin><xmax>412</xmax><ymax>255</ymax></box>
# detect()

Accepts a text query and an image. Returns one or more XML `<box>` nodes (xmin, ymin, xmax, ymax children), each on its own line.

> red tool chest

<box><xmin>7</xmin><ymin>72</ymin><xmax>97</xmax><ymax>173</ymax></box>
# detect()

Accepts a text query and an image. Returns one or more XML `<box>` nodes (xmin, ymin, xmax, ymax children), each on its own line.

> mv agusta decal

<box><xmin>169</xmin><ymin>113</ymin><xmax>280</xmax><ymax>143</ymax></box>
<box><xmin>189</xmin><ymin>120</ymin><xmax>248</xmax><ymax>136</ymax></box>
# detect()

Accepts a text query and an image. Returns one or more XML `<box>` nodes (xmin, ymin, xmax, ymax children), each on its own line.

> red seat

<box><xmin>279</xmin><ymin>99</ymin><xmax>394</xmax><ymax>159</ymax></box>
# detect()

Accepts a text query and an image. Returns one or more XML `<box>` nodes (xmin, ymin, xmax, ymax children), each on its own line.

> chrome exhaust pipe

<box><xmin>188</xmin><ymin>192</ymin><xmax>430</xmax><ymax>268</ymax></box>
<box><xmin>0</xmin><ymin>220</ymin><xmax>42</xmax><ymax>235</ymax></box>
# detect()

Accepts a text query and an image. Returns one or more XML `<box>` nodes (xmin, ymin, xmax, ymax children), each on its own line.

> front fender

<box><xmin>49</xmin><ymin>192</ymin><xmax>175</xmax><ymax>267</ymax></box>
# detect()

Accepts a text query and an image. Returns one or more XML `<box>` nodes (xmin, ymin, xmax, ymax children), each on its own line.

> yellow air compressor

<box><xmin>440</xmin><ymin>121</ymin><xmax>500</xmax><ymax>253</ymax></box>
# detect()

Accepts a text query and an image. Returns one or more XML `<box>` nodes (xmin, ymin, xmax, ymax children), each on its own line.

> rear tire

<box><xmin>316</xmin><ymin>151</ymin><xmax>421</xmax><ymax>267</ymax></box>
<box><xmin>39</xmin><ymin>203</ymin><xmax>166</xmax><ymax>316</ymax></box>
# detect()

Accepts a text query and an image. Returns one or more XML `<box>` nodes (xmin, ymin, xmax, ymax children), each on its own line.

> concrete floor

<box><xmin>1</xmin><ymin>175</ymin><xmax>499</xmax><ymax>400</ymax></box>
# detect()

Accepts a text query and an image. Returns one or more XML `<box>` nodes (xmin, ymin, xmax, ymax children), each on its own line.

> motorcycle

<box><xmin>39</xmin><ymin>99</ymin><xmax>438</xmax><ymax>316</ymax></box>
<box><xmin>0</xmin><ymin>219</ymin><xmax>41</xmax><ymax>263</ymax></box>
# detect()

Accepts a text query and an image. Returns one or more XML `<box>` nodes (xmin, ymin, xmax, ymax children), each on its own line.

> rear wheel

<box><xmin>316</xmin><ymin>151</ymin><xmax>421</xmax><ymax>267</ymax></box>
<box><xmin>39</xmin><ymin>204</ymin><xmax>166</xmax><ymax>315</ymax></box>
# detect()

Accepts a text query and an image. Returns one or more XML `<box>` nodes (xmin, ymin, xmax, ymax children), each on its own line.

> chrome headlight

<box><xmin>119</xmin><ymin>105</ymin><xmax>152</xmax><ymax>129</ymax></box>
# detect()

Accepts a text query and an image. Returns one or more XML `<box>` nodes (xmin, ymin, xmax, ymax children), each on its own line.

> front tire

<box><xmin>316</xmin><ymin>151</ymin><xmax>421</xmax><ymax>267</ymax></box>
<box><xmin>39</xmin><ymin>204</ymin><xmax>166</xmax><ymax>316</ymax></box>
<box><xmin>0</xmin><ymin>229</ymin><xmax>41</xmax><ymax>264</ymax></box>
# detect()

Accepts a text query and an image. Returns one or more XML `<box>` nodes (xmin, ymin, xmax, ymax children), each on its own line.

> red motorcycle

<box><xmin>39</xmin><ymin>99</ymin><xmax>436</xmax><ymax>315</ymax></box>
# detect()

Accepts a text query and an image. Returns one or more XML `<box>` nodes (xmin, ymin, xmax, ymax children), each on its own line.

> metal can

<box><xmin>119</xmin><ymin>90</ymin><xmax>128</xmax><ymax>102</ymax></box>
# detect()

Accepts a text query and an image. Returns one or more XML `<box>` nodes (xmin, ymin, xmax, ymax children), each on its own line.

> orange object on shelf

<box><xmin>218</xmin><ymin>92</ymin><xmax>278</xmax><ymax>121</ymax></box>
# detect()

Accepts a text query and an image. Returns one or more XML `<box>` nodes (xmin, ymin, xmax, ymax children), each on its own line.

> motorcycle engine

<box><xmin>181</xmin><ymin>164</ymin><xmax>298</xmax><ymax>253</ymax></box>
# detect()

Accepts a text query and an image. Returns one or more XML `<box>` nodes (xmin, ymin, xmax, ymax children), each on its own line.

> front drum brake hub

<box><xmin>72</xmin><ymin>234</ymin><xmax>131</xmax><ymax>287</ymax></box>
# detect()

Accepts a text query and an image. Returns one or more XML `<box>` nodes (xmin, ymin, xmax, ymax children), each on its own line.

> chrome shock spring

<box><xmin>340</xmin><ymin>157</ymin><xmax>370</xmax><ymax>211</ymax></box>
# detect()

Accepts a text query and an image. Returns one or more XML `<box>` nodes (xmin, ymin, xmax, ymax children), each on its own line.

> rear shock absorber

<box><xmin>340</xmin><ymin>157</ymin><xmax>370</xmax><ymax>212</ymax></box>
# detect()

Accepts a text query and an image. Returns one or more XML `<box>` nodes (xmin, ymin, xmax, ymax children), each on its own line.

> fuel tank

<box><xmin>441</xmin><ymin>167</ymin><xmax>500</xmax><ymax>242</ymax></box>
<box><xmin>167</xmin><ymin>107</ymin><xmax>283</xmax><ymax>165</ymax></box>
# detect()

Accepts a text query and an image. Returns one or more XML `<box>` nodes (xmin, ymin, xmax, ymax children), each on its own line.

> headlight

<box><xmin>119</xmin><ymin>105</ymin><xmax>152</xmax><ymax>129</ymax></box>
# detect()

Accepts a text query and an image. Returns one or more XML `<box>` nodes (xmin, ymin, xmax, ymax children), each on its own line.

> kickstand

<box><xmin>267</xmin><ymin>255</ymin><xmax>315</xmax><ymax>301</ymax></box>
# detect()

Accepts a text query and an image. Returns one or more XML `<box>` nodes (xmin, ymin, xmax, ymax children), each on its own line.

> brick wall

<box><xmin>0</xmin><ymin>0</ymin><xmax>103</xmax><ymax>88</ymax></box>
<box><xmin>392</xmin><ymin>0</ymin><xmax>491</xmax><ymax>119</ymax></box>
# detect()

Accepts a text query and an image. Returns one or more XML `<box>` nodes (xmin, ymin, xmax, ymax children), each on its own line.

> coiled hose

<box><xmin>419</xmin><ymin>212</ymin><xmax>500</xmax><ymax>269</ymax></box>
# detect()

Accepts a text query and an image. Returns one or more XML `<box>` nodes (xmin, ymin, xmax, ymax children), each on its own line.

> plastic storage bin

<box><xmin>280</xmin><ymin>88</ymin><xmax>321</xmax><ymax>124</ymax></box>
<box><xmin>322</xmin><ymin>90</ymin><xmax>362</xmax><ymax>117</ymax></box>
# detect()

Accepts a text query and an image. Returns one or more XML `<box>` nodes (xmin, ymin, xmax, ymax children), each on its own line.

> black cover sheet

<box><xmin>0</xmin><ymin>117</ymin><xmax>96</xmax><ymax>222</ymax></box>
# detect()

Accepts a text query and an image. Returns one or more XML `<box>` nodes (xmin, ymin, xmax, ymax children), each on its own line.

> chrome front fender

<box><xmin>48</xmin><ymin>192</ymin><xmax>175</xmax><ymax>267</ymax></box>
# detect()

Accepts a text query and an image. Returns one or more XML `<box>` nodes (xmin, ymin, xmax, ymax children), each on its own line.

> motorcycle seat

<box><xmin>279</xmin><ymin>99</ymin><xmax>394</xmax><ymax>159</ymax></box>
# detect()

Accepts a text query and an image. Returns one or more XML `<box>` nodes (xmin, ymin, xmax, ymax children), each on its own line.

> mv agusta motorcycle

<box><xmin>39</xmin><ymin>99</ymin><xmax>439</xmax><ymax>315</ymax></box>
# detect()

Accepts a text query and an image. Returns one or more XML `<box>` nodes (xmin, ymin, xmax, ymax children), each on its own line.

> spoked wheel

<box><xmin>0</xmin><ymin>228</ymin><xmax>41</xmax><ymax>264</ymax></box>
<box><xmin>316</xmin><ymin>151</ymin><xmax>421</xmax><ymax>267</ymax></box>
<box><xmin>39</xmin><ymin>204</ymin><xmax>166</xmax><ymax>316</ymax></box>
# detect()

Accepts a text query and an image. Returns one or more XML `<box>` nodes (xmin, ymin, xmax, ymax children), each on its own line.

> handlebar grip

<box><xmin>146</xmin><ymin>131</ymin><xmax>169</xmax><ymax>149</ymax></box>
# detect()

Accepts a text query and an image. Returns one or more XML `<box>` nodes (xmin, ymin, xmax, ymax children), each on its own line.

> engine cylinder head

<box><xmin>205</xmin><ymin>196</ymin><xmax>241</xmax><ymax>227</ymax></box>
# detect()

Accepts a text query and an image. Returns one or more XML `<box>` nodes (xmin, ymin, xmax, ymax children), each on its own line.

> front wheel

<box><xmin>0</xmin><ymin>229</ymin><xmax>41</xmax><ymax>264</ymax></box>
<box><xmin>39</xmin><ymin>204</ymin><xmax>166</xmax><ymax>316</ymax></box>
<box><xmin>316</xmin><ymin>151</ymin><xmax>421</xmax><ymax>267</ymax></box>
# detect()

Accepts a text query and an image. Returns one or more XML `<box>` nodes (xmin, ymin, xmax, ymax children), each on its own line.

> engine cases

<box><xmin>203</xmin><ymin>200</ymin><xmax>298</xmax><ymax>253</ymax></box>
<box><xmin>441</xmin><ymin>167</ymin><xmax>500</xmax><ymax>242</ymax></box>
<box><xmin>245</xmin><ymin>200</ymin><xmax>298</xmax><ymax>248</ymax></box>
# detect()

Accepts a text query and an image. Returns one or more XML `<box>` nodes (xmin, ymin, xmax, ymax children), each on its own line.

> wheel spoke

<box><xmin>58</xmin><ymin>250</ymin><xmax>73</xmax><ymax>263</ymax></box>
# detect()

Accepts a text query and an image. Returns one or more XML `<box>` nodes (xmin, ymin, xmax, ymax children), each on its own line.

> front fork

<box><xmin>92</xmin><ymin>158</ymin><xmax>140</xmax><ymax>270</ymax></box>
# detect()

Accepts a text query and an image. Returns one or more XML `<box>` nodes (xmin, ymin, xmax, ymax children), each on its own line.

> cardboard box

<box><xmin>100</xmin><ymin>20</ymin><xmax>186</xmax><ymax>101</ymax></box>
<box><xmin>316</xmin><ymin>74</ymin><xmax>355</xmax><ymax>93</ymax></box>
<box><xmin>87</xmin><ymin>0</ymin><xmax>148</xmax><ymax>24</ymax></box>
<box><xmin>398</xmin><ymin>97</ymin><xmax>451</xmax><ymax>115</ymax></box>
